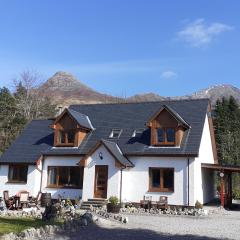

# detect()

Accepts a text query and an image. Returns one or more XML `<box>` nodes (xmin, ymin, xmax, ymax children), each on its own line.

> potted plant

<box><xmin>107</xmin><ymin>196</ymin><xmax>121</xmax><ymax>213</ymax></box>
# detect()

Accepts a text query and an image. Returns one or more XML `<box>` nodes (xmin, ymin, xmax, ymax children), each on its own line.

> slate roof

<box><xmin>0</xmin><ymin>99</ymin><xmax>210</xmax><ymax>164</ymax></box>
<box><xmin>67</xmin><ymin>109</ymin><xmax>94</xmax><ymax>130</ymax></box>
<box><xmin>101</xmin><ymin>139</ymin><xmax>134</xmax><ymax>167</ymax></box>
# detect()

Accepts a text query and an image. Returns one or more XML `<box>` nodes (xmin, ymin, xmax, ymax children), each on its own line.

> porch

<box><xmin>202</xmin><ymin>163</ymin><xmax>240</xmax><ymax>208</ymax></box>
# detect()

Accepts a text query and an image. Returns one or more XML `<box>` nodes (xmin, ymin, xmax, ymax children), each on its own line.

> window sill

<box><xmin>54</xmin><ymin>144</ymin><xmax>75</xmax><ymax>147</ymax></box>
<box><xmin>46</xmin><ymin>185</ymin><xmax>82</xmax><ymax>189</ymax></box>
<box><xmin>148</xmin><ymin>188</ymin><xmax>174</xmax><ymax>193</ymax></box>
<box><xmin>6</xmin><ymin>181</ymin><xmax>27</xmax><ymax>184</ymax></box>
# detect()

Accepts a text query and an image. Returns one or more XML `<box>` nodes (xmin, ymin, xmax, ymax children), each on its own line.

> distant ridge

<box><xmin>38</xmin><ymin>71</ymin><xmax>240</xmax><ymax>106</ymax></box>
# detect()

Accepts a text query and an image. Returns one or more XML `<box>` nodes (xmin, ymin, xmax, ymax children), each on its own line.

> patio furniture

<box><xmin>3</xmin><ymin>191</ymin><xmax>14</xmax><ymax>210</ymax></box>
<box><xmin>157</xmin><ymin>196</ymin><xmax>168</xmax><ymax>209</ymax></box>
<box><xmin>140</xmin><ymin>195</ymin><xmax>152</xmax><ymax>211</ymax></box>
<box><xmin>29</xmin><ymin>191</ymin><xmax>42</xmax><ymax>209</ymax></box>
<box><xmin>19</xmin><ymin>192</ymin><xmax>29</xmax><ymax>208</ymax></box>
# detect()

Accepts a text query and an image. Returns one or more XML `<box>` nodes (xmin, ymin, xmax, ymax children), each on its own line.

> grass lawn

<box><xmin>0</xmin><ymin>217</ymin><xmax>63</xmax><ymax>235</ymax></box>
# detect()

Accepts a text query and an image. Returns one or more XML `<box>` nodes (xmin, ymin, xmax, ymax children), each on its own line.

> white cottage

<box><xmin>0</xmin><ymin>99</ymin><xmax>217</xmax><ymax>206</ymax></box>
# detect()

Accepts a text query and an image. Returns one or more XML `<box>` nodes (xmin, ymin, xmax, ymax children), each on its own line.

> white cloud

<box><xmin>177</xmin><ymin>19</ymin><xmax>233</xmax><ymax>47</ymax></box>
<box><xmin>161</xmin><ymin>70</ymin><xmax>177</xmax><ymax>79</ymax></box>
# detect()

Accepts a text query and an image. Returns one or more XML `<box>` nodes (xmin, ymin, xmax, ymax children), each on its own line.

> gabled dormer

<box><xmin>146</xmin><ymin>105</ymin><xmax>190</xmax><ymax>147</ymax></box>
<box><xmin>51</xmin><ymin>108</ymin><xmax>94</xmax><ymax>147</ymax></box>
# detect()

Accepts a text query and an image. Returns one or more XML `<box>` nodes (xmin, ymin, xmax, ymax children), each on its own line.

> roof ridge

<box><xmin>69</xmin><ymin>98</ymin><xmax>210</xmax><ymax>108</ymax></box>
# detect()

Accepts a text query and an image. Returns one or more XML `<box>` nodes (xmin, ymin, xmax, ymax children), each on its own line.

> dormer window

<box><xmin>157</xmin><ymin>128</ymin><xmax>175</xmax><ymax>145</ymax></box>
<box><xmin>109</xmin><ymin>129</ymin><xmax>122</xmax><ymax>138</ymax></box>
<box><xmin>146</xmin><ymin>105</ymin><xmax>190</xmax><ymax>147</ymax></box>
<box><xmin>58</xmin><ymin>130</ymin><xmax>75</xmax><ymax>145</ymax></box>
<box><xmin>52</xmin><ymin>108</ymin><xmax>94</xmax><ymax>148</ymax></box>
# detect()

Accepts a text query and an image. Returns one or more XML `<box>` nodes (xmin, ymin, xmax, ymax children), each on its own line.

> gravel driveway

<box><xmin>43</xmin><ymin>209</ymin><xmax>240</xmax><ymax>240</ymax></box>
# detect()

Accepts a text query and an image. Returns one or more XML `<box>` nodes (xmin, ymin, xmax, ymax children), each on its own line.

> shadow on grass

<box><xmin>53</xmin><ymin>222</ymin><xmax>223</xmax><ymax>240</ymax></box>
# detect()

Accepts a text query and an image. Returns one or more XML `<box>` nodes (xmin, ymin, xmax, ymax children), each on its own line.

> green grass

<box><xmin>0</xmin><ymin>217</ymin><xmax>63</xmax><ymax>235</ymax></box>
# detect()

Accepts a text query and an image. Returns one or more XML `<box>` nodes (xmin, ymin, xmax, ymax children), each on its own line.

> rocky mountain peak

<box><xmin>42</xmin><ymin>71</ymin><xmax>91</xmax><ymax>91</ymax></box>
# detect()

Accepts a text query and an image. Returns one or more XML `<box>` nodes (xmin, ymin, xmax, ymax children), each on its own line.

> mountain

<box><xmin>39</xmin><ymin>71</ymin><xmax>120</xmax><ymax>106</ymax></box>
<box><xmin>183</xmin><ymin>84</ymin><xmax>240</xmax><ymax>104</ymax></box>
<box><xmin>39</xmin><ymin>71</ymin><xmax>240</xmax><ymax>106</ymax></box>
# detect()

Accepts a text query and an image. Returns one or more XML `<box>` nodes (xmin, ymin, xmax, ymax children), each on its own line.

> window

<box><xmin>57</xmin><ymin>130</ymin><xmax>75</xmax><ymax>146</ymax></box>
<box><xmin>8</xmin><ymin>165</ymin><xmax>28</xmax><ymax>183</ymax></box>
<box><xmin>47</xmin><ymin>166</ymin><xmax>84</xmax><ymax>189</ymax></box>
<box><xmin>109</xmin><ymin>129</ymin><xmax>122</xmax><ymax>138</ymax></box>
<box><xmin>132</xmin><ymin>129</ymin><xmax>144</xmax><ymax>138</ymax></box>
<box><xmin>156</xmin><ymin>128</ymin><xmax>175</xmax><ymax>145</ymax></box>
<box><xmin>149</xmin><ymin>168</ymin><xmax>174</xmax><ymax>192</ymax></box>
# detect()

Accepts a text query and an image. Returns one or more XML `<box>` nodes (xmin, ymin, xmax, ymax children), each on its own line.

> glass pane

<box><xmin>163</xmin><ymin>169</ymin><xmax>174</xmax><ymax>189</ymax></box>
<box><xmin>58</xmin><ymin>130</ymin><xmax>65</xmax><ymax>144</ymax></box>
<box><xmin>151</xmin><ymin>169</ymin><xmax>160</xmax><ymax>188</ymax></box>
<box><xmin>59</xmin><ymin>167</ymin><xmax>69</xmax><ymax>185</ymax></box>
<box><xmin>67</xmin><ymin>130</ymin><xmax>75</xmax><ymax>143</ymax></box>
<box><xmin>19</xmin><ymin>166</ymin><xmax>28</xmax><ymax>182</ymax></box>
<box><xmin>49</xmin><ymin>167</ymin><xmax>57</xmax><ymax>185</ymax></box>
<box><xmin>166</xmin><ymin>128</ymin><xmax>175</xmax><ymax>142</ymax></box>
<box><xmin>157</xmin><ymin>128</ymin><xmax>164</xmax><ymax>142</ymax></box>
<box><xmin>69</xmin><ymin>167</ymin><xmax>81</xmax><ymax>187</ymax></box>
<box><xmin>9</xmin><ymin>166</ymin><xmax>18</xmax><ymax>181</ymax></box>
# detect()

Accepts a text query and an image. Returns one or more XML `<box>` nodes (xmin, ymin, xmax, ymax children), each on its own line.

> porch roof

<box><xmin>202</xmin><ymin>163</ymin><xmax>240</xmax><ymax>173</ymax></box>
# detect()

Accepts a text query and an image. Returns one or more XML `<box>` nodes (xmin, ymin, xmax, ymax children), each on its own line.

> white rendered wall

<box><xmin>122</xmin><ymin>156</ymin><xmax>193</xmax><ymax>206</ymax></box>
<box><xmin>193</xmin><ymin>114</ymin><xmax>215</xmax><ymax>204</ymax></box>
<box><xmin>41</xmin><ymin>156</ymin><xmax>82</xmax><ymax>200</ymax></box>
<box><xmin>0</xmin><ymin>164</ymin><xmax>41</xmax><ymax>197</ymax></box>
<box><xmin>82</xmin><ymin>145</ymin><xmax>120</xmax><ymax>201</ymax></box>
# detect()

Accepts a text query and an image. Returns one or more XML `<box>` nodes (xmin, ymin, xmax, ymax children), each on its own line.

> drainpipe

<box><xmin>39</xmin><ymin>156</ymin><xmax>44</xmax><ymax>194</ymax></box>
<box><xmin>120</xmin><ymin>166</ymin><xmax>126</xmax><ymax>207</ymax></box>
<box><xmin>187</xmin><ymin>158</ymin><xmax>190</xmax><ymax>206</ymax></box>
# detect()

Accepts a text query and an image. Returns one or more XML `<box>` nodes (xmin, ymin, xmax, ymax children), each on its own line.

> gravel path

<box><xmin>43</xmin><ymin>210</ymin><xmax>240</xmax><ymax>240</ymax></box>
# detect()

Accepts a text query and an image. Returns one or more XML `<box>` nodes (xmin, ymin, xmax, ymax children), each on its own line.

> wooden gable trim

<box><xmin>146</xmin><ymin>106</ymin><xmax>189</xmax><ymax>128</ymax></box>
<box><xmin>78</xmin><ymin>141</ymin><xmax>125</xmax><ymax>168</ymax></box>
<box><xmin>207</xmin><ymin>103</ymin><xmax>218</xmax><ymax>164</ymax></box>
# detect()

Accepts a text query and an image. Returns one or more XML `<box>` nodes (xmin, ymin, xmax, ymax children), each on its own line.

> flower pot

<box><xmin>107</xmin><ymin>203</ymin><xmax>121</xmax><ymax>213</ymax></box>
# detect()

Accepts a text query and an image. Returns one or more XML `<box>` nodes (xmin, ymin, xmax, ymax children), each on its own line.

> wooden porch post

<box><xmin>220</xmin><ymin>172</ymin><xmax>225</xmax><ymax>207</ymax></box>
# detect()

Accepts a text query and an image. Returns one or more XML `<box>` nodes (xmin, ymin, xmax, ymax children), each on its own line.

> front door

<box><xmin>94</xmin><ymin>165</ymin><xmax>108</xmax><ymax>198</ymax></box>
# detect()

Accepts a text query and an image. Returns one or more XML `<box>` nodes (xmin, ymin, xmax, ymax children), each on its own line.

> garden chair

<box><xmin>19</xmin><ymin>191</ymin><xmax>29</xmax><ymax>208</ymax></box>
<box><xmin>29</xmin><ymin>191</ymin><xmax>42</xmax><ymax>210</ymax></box>
<box><xmin>3</xmin><ymin>190</ymin><xmax>14</xmax><ymax>210</ymax></box>
<box><xmin>157</xmin><ymin>196</ymin><xmax>168</xmax><ymax>209</ymax></box>
<box><xmin>140</xmin><ymin>195</ymin><xmax>152</xmax><ymax>211</ymax></box>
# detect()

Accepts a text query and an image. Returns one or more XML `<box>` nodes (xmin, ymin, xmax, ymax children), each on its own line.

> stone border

<box><xmin>1</xmin><ymin>212</ymin><xmax>96</xmax><ymax>240</ymax></box>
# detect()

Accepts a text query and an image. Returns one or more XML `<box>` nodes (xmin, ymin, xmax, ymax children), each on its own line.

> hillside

<box><xmin>39</xmin><ymin>71</ymin><xmax>240</xmax><ymax>106</ymax></box>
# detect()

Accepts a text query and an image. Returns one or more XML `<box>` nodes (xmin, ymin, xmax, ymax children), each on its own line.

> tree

<box><xmin>0</xmin><ymin>87</ymin><xmax>26</xmax><ymax>153</ymax></box>
<box><xmin>13</xmin><ymin>70</ymin><xmax>57</xmax><ymax>120</ymax></box>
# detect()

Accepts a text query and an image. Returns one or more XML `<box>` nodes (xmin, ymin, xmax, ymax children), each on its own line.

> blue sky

<box><xmin>0</xmin><ymin>0</ymin><xmax>239</xmax><ymax>97</ymax></box>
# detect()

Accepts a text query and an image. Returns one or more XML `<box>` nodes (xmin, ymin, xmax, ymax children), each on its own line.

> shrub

<box><xmin>195</xmin><ymin>200</ymin><xmax>203</xmax><ymax>209</ymax></box>
<box><xmin>108</xmin><ymin>196</ymin><xmax>119</xmax><ymax>205</ymax></box>
<box><xmin>233</xmin><ymin>189</ymin><xmax>240</xmax><ymax>199</ymax></box>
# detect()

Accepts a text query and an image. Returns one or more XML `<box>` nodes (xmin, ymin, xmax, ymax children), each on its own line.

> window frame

<box><xmin>56</xmin><ymin>129</ymin><xmax>76</xmax><ymax>147</ymax></box>
<box><xmin>109</xmin><ymin>129</ymin><xmax>122</xmax><ymax>138</ymax></box>
<box><xmin>47</xmin><ymin>166</ymin><xmax>84</xmax><ymax>189</ymax></box>
<box><xmin>8</xmin><ymin>164</ymin><xmax>28</xmax><ymax>183</ymax></box>
<box><xmin>156</xmin><ymin>127</ymin><xmax>176</xmax><ymax>146</ymax></box>
<box><xmin>149</xmin><ymin>167</ymin><xmax>174</xmax><ymax>192</ymax></box>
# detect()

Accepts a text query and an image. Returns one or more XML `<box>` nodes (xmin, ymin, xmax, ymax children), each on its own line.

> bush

<box><xmin>108</xmin><ymin>196</ymin><xmax>119</xmax><ymax>205</ymax></box>
<box><xmin>233</xmin><ymin>189</ymin><xmax>240</xmax><ymax>199</ymax></box>
<box><xmin>195</xmin><ymin>200</ymin><xmax>203</xmax><ymax>209</ymax></box>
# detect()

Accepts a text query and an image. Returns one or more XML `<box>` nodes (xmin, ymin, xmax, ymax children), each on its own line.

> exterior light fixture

<box><xmin>99</xmin><ymin>152</ymin><xmax>103</xmax><ymax>160</ymax></box>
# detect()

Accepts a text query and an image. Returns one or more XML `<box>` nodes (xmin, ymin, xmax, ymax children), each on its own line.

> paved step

<box><xmin>80</xmin><ymin>198</ymin><xmax>108</xmax><ymax>210</ymax></box>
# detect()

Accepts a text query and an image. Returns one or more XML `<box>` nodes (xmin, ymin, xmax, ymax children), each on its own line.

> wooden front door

<box><xmin>94</xmin><ymin>165</ymin><xmax>108</xmax><ymax>199</ymax></box>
